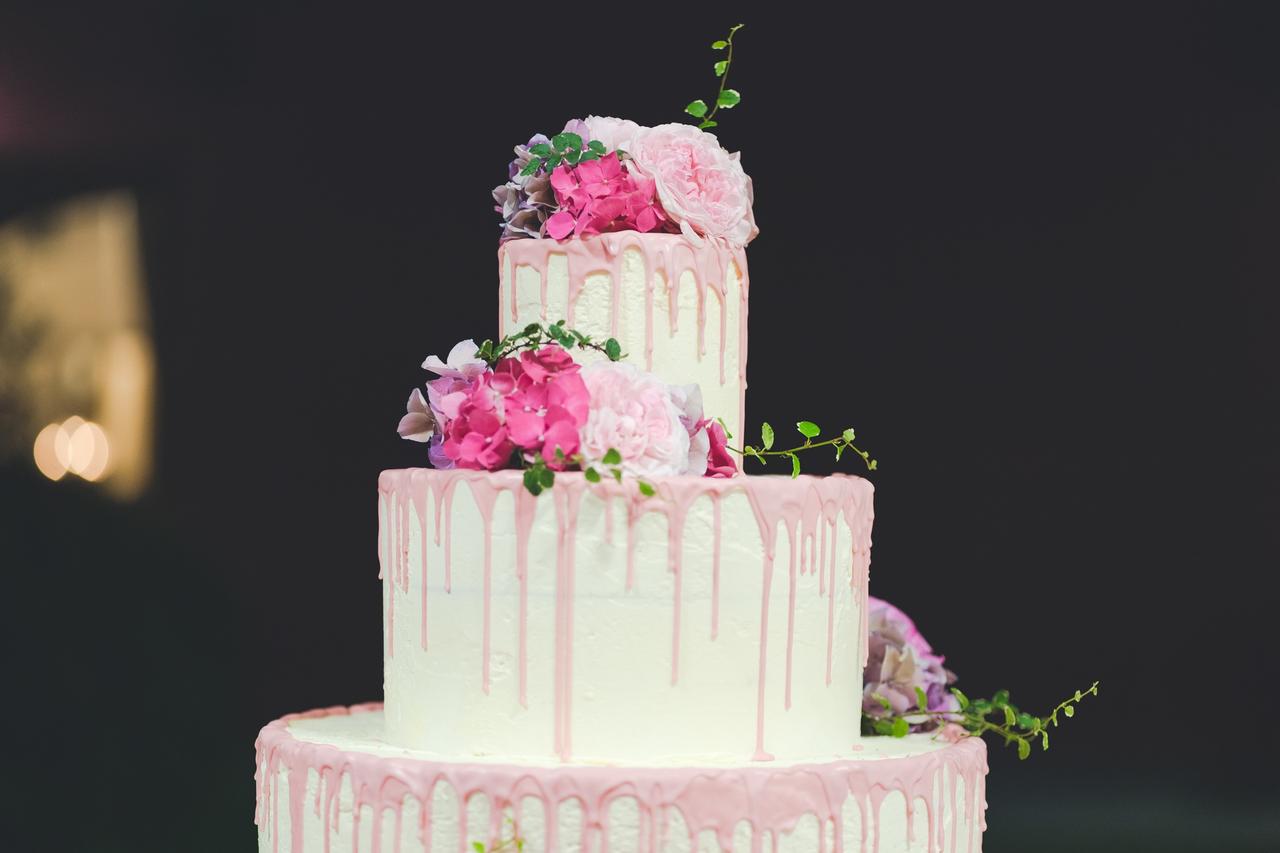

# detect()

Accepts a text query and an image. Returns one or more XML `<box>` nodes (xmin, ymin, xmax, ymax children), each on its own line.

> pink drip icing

<box><xmin>256</xmin><ymin>704</ymin><xmax>987</xmax><ymax>853</ymax></box>
<box><xmin>378</xmin><ymin>469</ymin><xmax>873</xmax><ymax>764</ymax></box>
<box><xmin>497</xmin><ymin>234</ymin><xmax>749</xmax><ymax>439</ymax></box>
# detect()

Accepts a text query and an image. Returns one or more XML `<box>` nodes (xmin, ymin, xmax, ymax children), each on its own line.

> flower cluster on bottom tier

<box><xmin>255</xmin><ymin>705</ymin><xmax>988</xmax><ymax>853</ymax></box>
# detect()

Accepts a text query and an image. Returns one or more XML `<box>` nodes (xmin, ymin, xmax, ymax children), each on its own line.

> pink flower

<box><xmin>863</xmin><ymin>597</ymin><xmax>960</xmax><ymax>731</ymax></box>
<box><xmin>702</xmin><ymin>418</ymin><xmax>738</xmax><ymax>478</ymax></box>
<box><xmin>397</xmin><ymin>388</ymin><xmax>436</xmax><ymax>443</ymax></box>
<box><xmin>626</xmin><ymin>123</ymin><xmax>758</xmax><ymax>247</ymax></box>
<box><xmin>546</xmin><ymin>153</ymin><xmax>671</xmax><ymax>240</ymax></box>
<box><xmin>497</xmin><ymin>346</ymin><xmax>591</xmax><ymax>468</ymax></box>
<box><xmin>583</xmin><ymin>115</ymin><xmax>642</xmax><ymax>153</ymax></box>
<box><xmin>668</xmin><ymin>384</ymin><xmax>711</xmax><ymax>476</ymax></box>
<box><xmin>440</xmin><ymin>374</ymin><xmax>514</xmax><ymax>471</ymax></box>
<box><xmin>579</xmin><ymin>362</ymin><xmax>697</xmax><ymax>477</ymax></box>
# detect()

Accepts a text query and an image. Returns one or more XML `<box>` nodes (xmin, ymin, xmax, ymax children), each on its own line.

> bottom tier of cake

<box><xmin>255</xmin><ymin>705</ymin><xmax>987</xmax><ymax>853</ymax></box>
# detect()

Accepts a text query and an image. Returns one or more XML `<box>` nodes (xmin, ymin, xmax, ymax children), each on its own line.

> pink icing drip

<box><xmin>256</xmin><ymin>704</ymin><xmax>987</xmax><ymax>853</ymax></box>
<box><xmin>497</xmin><ymin>234</ymin><xmax>749</xmax><ymax>439</ymax></box>
<box><xmin>378</xmin><ymin>469</ymin><xmax>873</xmax><ymax>763</ymax></box>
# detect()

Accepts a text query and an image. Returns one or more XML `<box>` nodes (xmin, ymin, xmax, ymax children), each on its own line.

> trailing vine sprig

<box><xmin>864</xmin><ymin>682</ymin><xmax>1100</xmax><ymax>760</ymax></box>
<box><xmin>471</xmin><ymin>818</ymin><xmax>525</xmax><ymax>853</ymax></box>
<box><xmin>477</xmin><ymin>321</ymin><xmax>624</xmax><ymax>368</ymax></box>
<box><xmin>726</xmin><ymin>420</ymin><xmax>877</xmax><ymax>477</ymax></box>
<box><xmin>684</xmin><ymin>24</ymin><xmax>745</xmax><ymax>130</ymax></box>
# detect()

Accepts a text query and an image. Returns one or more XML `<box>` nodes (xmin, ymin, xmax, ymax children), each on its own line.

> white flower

<box><xmin>422</xmin><ymin>339</ymin><xmax>488</xmax><ymax>380</ymax></box>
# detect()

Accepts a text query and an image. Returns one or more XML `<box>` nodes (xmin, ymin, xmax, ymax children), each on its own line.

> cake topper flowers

<box><xmin>492</xmin><ymin>24</ymin><xmax>757</xmax><ymax>247</ymax></box>
<box><xmin>863</xmin><ymin>596</ymin><xmax>1100</xmax><ymax>759</ymax></box>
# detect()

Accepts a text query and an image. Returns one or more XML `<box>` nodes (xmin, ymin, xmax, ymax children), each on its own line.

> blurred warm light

<box><xmin>32</xmin><ymin>416</ymin><xmax>112</xmax><ymax>482</ymax></box>
<box><xmin>1</xmin><ymin>192</ymin><xmax>154</xmax><ymax>499</ymax></box>
<box><xmin>33</xmin><ymin>423</ymin><xmax>68</xmax><ymax>481</ymax></box>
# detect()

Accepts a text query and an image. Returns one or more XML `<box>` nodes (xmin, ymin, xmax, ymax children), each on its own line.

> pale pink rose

<box><xmin>626</xmin><ymin>123</ymin><xmax>758</xmax><ymax>247</ymax></box>
<box><xmin>583</xmin><ymin>115</ymin><xmax>643</xmax><ymax>153</ymax></box>
<box><xmin>579</xmin><ymin>362</ymin><xmax>693</xmax><ymax>477</ymax></box>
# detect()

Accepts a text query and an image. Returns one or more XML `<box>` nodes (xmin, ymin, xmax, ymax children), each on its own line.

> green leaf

<box><xmin>523</xmin><ymin>469</ymin><xmax>542</xmax><ymax>496</ymax></box>
<box><xmin>577</xmin><ymin>149</ymin><xmax>600</xmax><ymax>162</ymax></box>
<box><xmin>588</xmin><ymin>140</ymin><xmax>606</xmax><ymax>154</ymax></box>
<box><xmin>993</xmin><ymin>689</ymin><xmax>1010</xmax><ymax>708</ymax></box>
<box><xmin>1002</xmin><ymin>705</ymin><xmax>1017</xmax><ymax>727</ymax></box>
<box><xmin>519</xmin><ymin>159</ymin><xmax>541</xmax><ymax>177</ymax></box>
<box><xmin>523</xmin><ymin>323</ymin><xmax>541</xmax><ymax>335</ymax></box>
<box><xmin>714</xmin><ymin>60</ymin><xmax>728</xmax><ymax>77</ymax></box>
<box><xmin>529</xmin><ymin>143</ymin><xmax>553</xmax><ymax>157</ymax></box>
<box><xmin>951</xmin><ymin>688</ymin><xmax>970</xmax><ymax>710</ymax></box>
<box><xmin>552</xmin><ymin>132</ymin><xmax>583</xmax><ymax>152</ymax></box>
<box><xmin>891</xmin><ymin>717</ymin><xmax>910</xmax><ymax>738</ymax></box>
<box><xmin>789</xmin><ymin>453</ymin><xmax>801</xmax><ymax>478</ymax></box>
<box><xmin>872</xmin><ymin>718</ymin><xmax>895</xmax><ymax>736</ymax></box>
<box><xmin>1016</xmin><ymin>712</ymin><xmax>1036</xmax><ymax>730</ymax></box>
<box><xmin>1041</xmin><ymin>730</ymin><xmax>1050</xmax><ymax>751</ymax></box>
<box><xmin>602</xmin><ymin>448</ymin><xmax>622</xmax><ymax>466</ymax></box>
<box><xmin>761</xmin><ymin>422</ymin><xmax>775</xmax><ymax>450</ymax></box>
<box><xmin>612</xmin><ymin>468</ymin><xmax>623</xmax><ymax>483</ymax></box>
<box><xmin>474</xmin><ymin>843</ymin><xmax>487</xmax><ymax>853</ymax></box>
<box><xmin>584</xmin><ymin>468</ymin><xmax>602</xmax><ymax>483</ymax></box>
<box><xmin>685</xmin><ymin>99</ymin><xmax>709</xmax><ymax>118</ymax></box>
<box><xmin>842</xmin><ymin>428</ymin><xmax>856</xmax><ymax>442</ymax></box>
<box><xmin>1063</xmin><ymin>704</ymin><xmax>1075</xmax><ymax>717</ymax></box>
<box><xmin>565</xmin><ymin>150</ymin><xmax>582</xmax><ymax>165</ymax></box>
<box><xmin>711</xmin><ymin>39</ymin><xmax>728</xmax><ymax>49</ymax></box>
<box><xmin>539</xmin><ymin>467</ymin><xmax>555</xmax><ymax>488</ymax></box>
<box><xmin>871</xmin><ymin>693</ymin><xmax>892</xmax><ymax>712</ymax></box>
<box><xmin>715</xmin><ymin>416</ymin><xmax>733</xmax><ymax>440</ymax></box>
<box><xmin>1017</xmin><ymin>738</ymin><xmax>1031</xmax><ymax>760</ymax></box>
<box><xmin>638</xmin><ymin>480</ymin><xmax>656</xmax><ymax>497</ymax></box>
<box><xmin>914</xmin><ymin>686</ymin><xmax>929</xmax><ymax>712</ymax></box>
<box><xmin>699</xmin><ymin>120</ymin><xmax>719</xmax><ymax>129</ymax></box>
<box><xmin>796</xmin><ymin>421</ymin><xmax>820</xmax><ymax>439</ymax></box>
<box><xmin>546</xmin><ymin>153</ymin><xmax>563</xmax><ymax>169</ymax></box>
<box><xmin>554</xmin><ymin>447</ymin><xmax>566</xmax><ymax>462</ymax></box>
<box><xmin>604</xmin><ymin>338</ymin><xmax>622</xmax><ymax>360</ymax></box>
<box><xmin>716</xmin><ymin>89</ymin><xmax>741</xmax><ymax>109</ymax></box>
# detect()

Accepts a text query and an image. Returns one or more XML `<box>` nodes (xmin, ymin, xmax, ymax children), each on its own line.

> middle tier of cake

<box><xmin>378</xmin><ymin>469</ymin><xmax>874</xmax><ymax>764</ymax></box>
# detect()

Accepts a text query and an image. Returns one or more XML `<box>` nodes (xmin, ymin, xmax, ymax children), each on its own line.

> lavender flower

<box><xmin>495</xmin><ymin>133</ymin><xmax>557</xmax><ymax>242</ymax></box>
<box><xmin>862</xmin><ymin>596</ymin><xmax>959</xmax><ymax>731</ymax></box>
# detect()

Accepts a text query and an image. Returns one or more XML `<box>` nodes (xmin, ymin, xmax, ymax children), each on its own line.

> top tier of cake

<box><xmin>499</xmin><ymin>233</ymin><xmax>748</xmax><ymax>444</ymax></box>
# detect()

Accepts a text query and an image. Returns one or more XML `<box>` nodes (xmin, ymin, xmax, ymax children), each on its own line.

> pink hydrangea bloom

<box><xmin>578</xmin><ymin>362</ymin><xmax>699</xmax><ymax>477</ymax></box>
<box><xmin>497</xmin><ymin>345</ymin><xmax>590</xmax><ymax>468</ymax></box>
<box><xmin>702</xmin><ymin>418</ymin><xmax>738</xmax><ymax>478</ymax></box>
<box><xmin>863</xmin><ymin>597</ymin><xmax>960</xmax><ymax>730</ymax></box>
<box><xmin>546</xmin><ymin>153</ymin><xmax>671</xmax><ymax>240</ymax></box>
<box><xmin>626</xmin><ymin>123</ymin><xmax>758</xmax><ymax>247</ymax></box>
<box><xmin>439</xmin><ymin>374</ymin><xmax>514</xmax><ymax>471</ymax></box>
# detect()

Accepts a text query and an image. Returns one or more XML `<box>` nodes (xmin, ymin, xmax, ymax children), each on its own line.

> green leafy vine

<box><xmin>684</xmin><ymin>24</ymin><xmax>745</xmax><ymax>130</ymax></box>
<box><xmin>726</xmin><ymin>420</ymin><xmax>877</xmax><ymax>477</ymax></box>
<box><xmin>477</xmin><ymin>321</ymin><xmax>623</xmax><ymax>368</ymax></box>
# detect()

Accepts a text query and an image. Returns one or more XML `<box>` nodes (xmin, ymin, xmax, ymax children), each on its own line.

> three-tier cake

<box><xmin>255</xmin><ymin>115</ymin><xmax>988</xmax><ymax>853</ymax></box>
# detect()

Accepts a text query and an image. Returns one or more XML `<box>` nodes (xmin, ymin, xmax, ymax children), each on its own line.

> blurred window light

<box><xmin>0</xmin><ymin>192</ymin><xmax>154</xmax><ymax>499</ymax></box>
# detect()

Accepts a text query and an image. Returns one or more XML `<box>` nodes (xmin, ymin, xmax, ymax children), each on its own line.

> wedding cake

<box><xmin>255</xmin><ymin>108</ymin><xmax>989</xmax><ymax>853</ymax></box>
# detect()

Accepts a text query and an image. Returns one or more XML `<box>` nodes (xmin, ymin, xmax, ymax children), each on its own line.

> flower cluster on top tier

<box><xmin>493</xmin><ymin>116</ymin><xmax>758</xmax><ymax>248</ymax></box>
<box><xmin>398</xmin><ymin>330</ymin><xmax>737</xmax><ymax>491</ymax></box>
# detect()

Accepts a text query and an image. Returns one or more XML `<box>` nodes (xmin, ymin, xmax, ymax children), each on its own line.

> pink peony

<box><xmin>583</xmin><ymin>115</ymin><xmax>642</xmax><ymax>154</ymax></box>
<box><xmin>546</xmin><ymin>153</ymin><xmax>670</xmax><ymax>240</ymax></box>
<box><xmin>702</xmin><ymin>418</ymin><xmax>738</xmax><ymax>478</ymax></box>
<box><xmin>626</xmin><ymin>123</ymin><xmax>758</xmax><ymax>247</ymax></box>
<box><xmin>579</xmin><ymin>362</ymin><xmax>697</xmax><ymax>477</ymax></box>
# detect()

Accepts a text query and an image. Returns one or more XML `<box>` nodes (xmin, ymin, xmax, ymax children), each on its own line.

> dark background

<box><xmin>2</xmin><ymin>4</ymin><xmax>1278</xmax><ymax>851</ymax></box>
